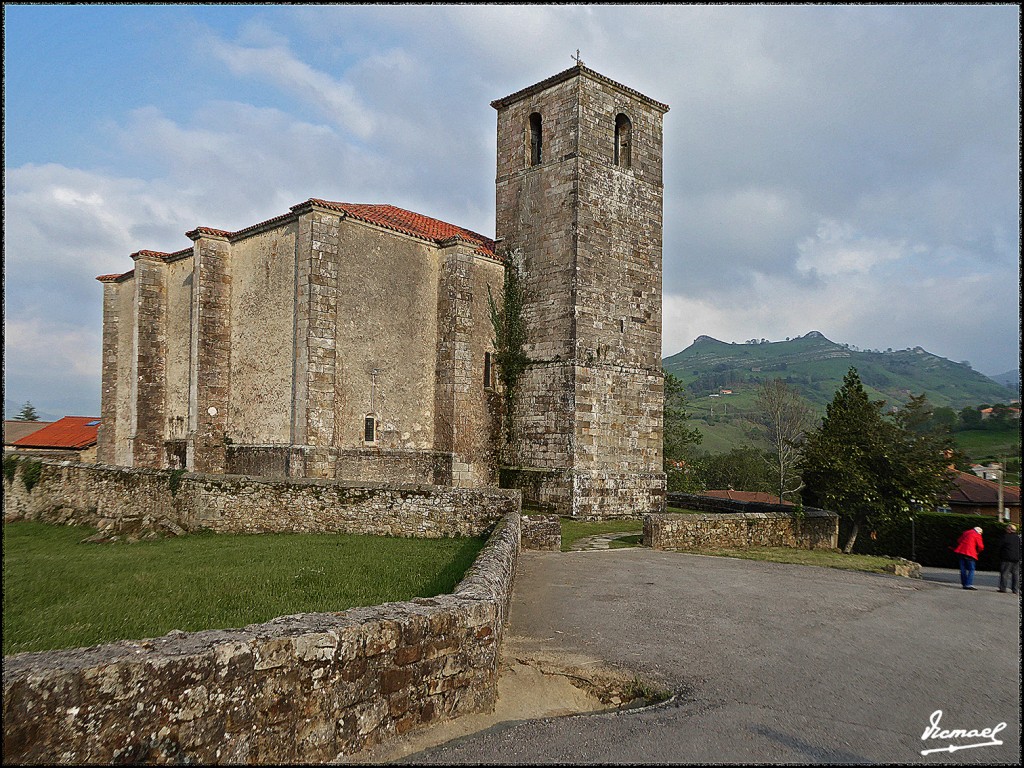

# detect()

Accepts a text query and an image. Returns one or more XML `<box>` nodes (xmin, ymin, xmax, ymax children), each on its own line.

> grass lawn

<box><xmin>678</xmin><ymin>546</ymin><xmax>906</xmax><ymax>574</ymax></box>
<box><xmin>557</xmin><ymin>511</ymin><xmax>706</xmax><ymax>550</ymax></box>
<box><xmin>2</xmin><ymin>521</ymin><xmax>485</xmax><ymax>655</ymax></box>
<box><xmin>952</xmin><ymin>428</ymin><xmax>1021</xmax><ymax>484</ymax></box>
<box><xmin>560</xmin><ymin>518</ymin><xmax>644</xmax><ymax>551</ymax></box>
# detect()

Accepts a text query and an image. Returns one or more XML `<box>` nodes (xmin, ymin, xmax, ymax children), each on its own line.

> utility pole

<box><xmin>987</xmin><ymin>462</ymin><xmax>1006</xmax><ymax>522</ymax></box>
<box><xmin>997</xmin><ymin>461</ymin><xmax>1005</xmax><ymax>522</ymax></box>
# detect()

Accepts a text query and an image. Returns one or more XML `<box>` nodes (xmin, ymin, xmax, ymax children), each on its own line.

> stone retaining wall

<box><xmin>521</xmin><ymin>513</ymin><xmax>561</xmax><ymax>550</ymax></box>
<box><xmin>2</xmin><ymin>513</ymin><xmax>521</xmax><ymax>764</ymax></box>
<box><xmin>646</xmin><ymin>499</ymin><xmax>838</xmax><ymax>551</ymax></box>
<box><xmin>2</xmin><ymin>459</ymin><xmax>519</xmax><ymax>539</ymax></box>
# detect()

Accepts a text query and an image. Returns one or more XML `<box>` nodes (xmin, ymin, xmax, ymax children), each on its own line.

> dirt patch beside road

<box><xmin>349</xmin><ymin>637</ymin><xmax>665</xmax><ymax>764</ymax></box>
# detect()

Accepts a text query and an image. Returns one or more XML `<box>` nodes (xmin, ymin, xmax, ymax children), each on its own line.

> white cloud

<box><xmin>4</xmin><ymin>163</ymin><xmax>195</xmax><ymax>276</ymax></box>
<box><xmin>207</xmin><ymin>36</ymin><xmax>376</xmax><ymax>139</ymax></box>
<box><xmin>795</xmin><ymin>220</ymin><xmax>926</xmax><ymax>277</ymax></box>
<box><xmin>4</xmin><ymin>319</ymin><xmax>100</xmax><ymax>380</ymax></box>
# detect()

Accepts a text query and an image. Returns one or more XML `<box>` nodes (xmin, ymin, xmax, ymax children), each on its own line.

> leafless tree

<box><xmin>754</xmin><ymin>379</ymin><xmax>816</xmax><ymax>502</ymax></box>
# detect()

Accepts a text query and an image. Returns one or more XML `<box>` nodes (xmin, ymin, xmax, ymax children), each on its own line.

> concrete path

<box><xmin>402</xmin><ymin>550</ymin><xmax>1021</xmax><ymax>764</ymax></box>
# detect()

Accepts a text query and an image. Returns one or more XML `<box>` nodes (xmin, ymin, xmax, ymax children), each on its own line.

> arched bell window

<box><xmin>614</xmin><ymin>113</ymin><xmax>632</xmax><ymax>168</ymax></box>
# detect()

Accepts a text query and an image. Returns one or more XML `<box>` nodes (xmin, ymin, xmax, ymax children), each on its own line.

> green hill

<box><xmin>664</xmin><ymin>331</ymin><xmax>1017</xmax><ymax>455</ymax></box>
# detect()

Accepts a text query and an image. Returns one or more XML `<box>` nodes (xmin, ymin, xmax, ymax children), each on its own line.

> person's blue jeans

<box><xmin>958</xmin><ymin>555</ymin><xmax>977</xmax><ymax>588</ymax></box>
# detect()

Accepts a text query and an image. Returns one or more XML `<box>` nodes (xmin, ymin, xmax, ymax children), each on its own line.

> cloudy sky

<box><xmin>4</xmin><ymin>4</ymin><xmax>1020</xmax><ymax>419</ymax></box>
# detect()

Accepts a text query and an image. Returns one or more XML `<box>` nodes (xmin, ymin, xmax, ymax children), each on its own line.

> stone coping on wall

<box><xmin>2</xmin><ymin>513</ymin><xmax>521</xmax><ymax>764</ymax></box>
<box><xmin>520</xmin><ymin>513</ymin><xmax>562</xmax><ymax>551</ymax></box>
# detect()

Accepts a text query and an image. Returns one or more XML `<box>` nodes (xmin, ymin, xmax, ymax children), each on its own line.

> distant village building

<box><xmin>943</xmin><ymin>471</ymin><xmax>1020</xmax><ymax>527</ymax></box>
<box><xmin>95</xmin><ymin>64</ymin><xmax>668</xmax><ymax>518</ymax></box>
<box><xmin>3</xmin><ymin>420</ymin><xmax>54</xmax><ymax>449</ymax></box>
<box><xmin>5</xmin><ymin>416</ymin><xmax>100</xmax><ymax>462</ymax></box>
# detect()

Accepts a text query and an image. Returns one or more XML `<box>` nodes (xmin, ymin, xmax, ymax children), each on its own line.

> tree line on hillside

<box><xmin>686</xmin><ymin>367</ymin><xmax>835</xmax><ymax>397</ymax></box>
<box><xmin>664</xmin><ymin>367</ymin><xmax>968</xmax><ymax>553</ymax></box>
<box><xmin>942</xmin><ymin>403</ymin><xmax>1020</xmax><ymax>432</ymax></box>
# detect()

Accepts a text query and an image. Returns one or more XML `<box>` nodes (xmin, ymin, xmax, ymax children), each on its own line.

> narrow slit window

<box><xmin>529</xmin><ymin>112</ymin><xmax>543</xmax><ymax>166</ymax></box>
<box><xmin>363</xmin><ymin>414</ymin><xmax>376</xmax><ymax>444</ymax></box>
<box><xmin>615</xmin><ymin>113</ymin><xmax>632</xmax><ymax>168</ymax></box>
<box><xmin>484</xmin><ymin>351</ymin><xmax>493</xmax><ymax>388</ymax></box>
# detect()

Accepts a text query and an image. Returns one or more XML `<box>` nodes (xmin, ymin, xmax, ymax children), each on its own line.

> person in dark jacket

<box><xmin>997</xmin><ymin>523</ymin><xmax>1020</xmax><ymax>594</ymax></box>
<box><xmin>952</xmin><ymin>526</ymin><xmax>984</xmax><ymax>590</ymax></box>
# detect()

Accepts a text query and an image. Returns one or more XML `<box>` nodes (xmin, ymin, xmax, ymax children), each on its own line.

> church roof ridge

<box><xmin>99</xmin><ymin>200</ymin><xmax>498</xmax><ymax>285</ymax></box>
<box><xmin>308</xmin><ymin>200</ymin><xmax>497</xmax><ymax>259</ymax></box>
<box><xmin>490</xmin><ymin>63</ymin><xmax>669</xmax><ymax>113</ymax></box>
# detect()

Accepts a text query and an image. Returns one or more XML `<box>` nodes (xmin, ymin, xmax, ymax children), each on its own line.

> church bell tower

<box><xmin>491</xmin><ymin>64</ymin><xmax>668</xmax><ymax>518</ymax></box>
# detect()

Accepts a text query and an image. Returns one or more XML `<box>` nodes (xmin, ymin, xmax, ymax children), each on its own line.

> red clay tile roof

<box><xmin>186</xmin><ymin>226</ymin><xmax>233</xmax><ymax>240</ymax></box>
<box><xmin>100</xmin><ymin>200</ymin><xmax>499</xmax><ymax>282</ymax></box>
<box><xmin>310</xmin><ymin>200</ymin><xmax>497</xmax><ymax>259</ymax></box>
<box><xmin>948</xmin><ymin>471</ymin><xmax>1021</xmax><ymax>506</ymax></box>
<box><xmin>702</xmin><ymin>490</ymin><xmax>794</xmax><ymax>505</ymax></box>
<box><xmin>96</xmin><ymin>271</ymin><xmax>134</xmax><ymax>282</ymax></box>
<box><xmin>11</xmin><ymin>416</ymin><xmax>100</xmax><ymax>450</ymax></box>
<box><xmin>130</xmin><ymin>250</ymin><xmax>172</xmax><ymax>260</ymax></box>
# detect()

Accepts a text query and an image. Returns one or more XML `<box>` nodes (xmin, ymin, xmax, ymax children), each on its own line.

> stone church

<box><xmin>96</xmin><ymin>64</ymin><xmax>668</xmax><ymax>518</ymax></box>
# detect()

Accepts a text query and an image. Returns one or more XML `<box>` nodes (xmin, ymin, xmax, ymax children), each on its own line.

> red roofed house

<box><xmin>93</xmin><ymin>64</ymin><xmax>671</xmax><ymax>518</ymax></box>
<box><xmin>7</xmin><ymin>417</ymin><xmax>101</xmax><ymax>462</ymax></box>
<box><xmin>943</xmin><ymin>471</ymin><xmax>1021</xmax><ymax>527</ymax></box>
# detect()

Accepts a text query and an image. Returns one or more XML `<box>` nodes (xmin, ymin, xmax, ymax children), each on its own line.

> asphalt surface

<box><xmin>402</xmin><ymin>550</ymin><xmax>1021</xmax><ymax>765</ymax></box>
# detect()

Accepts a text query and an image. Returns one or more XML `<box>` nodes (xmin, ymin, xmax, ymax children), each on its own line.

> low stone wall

<box><xmin>645</xmin><ymin>506</ymin><xmax>838</xmax><ymax>551</ymax></box>
<box><xmin>2</xmin><ymin>513</ymin><xmax>521</xmax><ymax>764</ymax></box>
<box><xmin>221</xmin><ymin>444</ymin><xmax>458</xmax><ymax>484</ymax></box>
<box><xmin>499</xmin><ymin>467</ymin><xmax>666</xmax><ymax>520</ymax></box>
<box><xmin>521</xmin><ymin>513</ymin><xmax>561</xmax><ymax>550</ymax></box>
<box><xmin>2</xmin><ymin>459</ymin><xmax>519</xmax><ymax>539</ymax></box>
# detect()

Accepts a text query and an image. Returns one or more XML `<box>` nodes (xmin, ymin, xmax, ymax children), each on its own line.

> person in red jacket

<box><xmin>952</xmin><ymin>526</ymin><xmax>985</xmax><ymax>590</ymax></box>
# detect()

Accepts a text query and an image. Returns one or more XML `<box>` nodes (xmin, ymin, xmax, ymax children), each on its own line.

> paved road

<box><xmin>404</xmin><ymin>550</ymin><xmax>1021</xmax><ymax>764</ymax></box>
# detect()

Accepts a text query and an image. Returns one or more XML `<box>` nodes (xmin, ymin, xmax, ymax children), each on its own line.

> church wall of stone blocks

<box><xmin>97</xmin><ymin>201</ymin><xmax>504</xmax><ymax>489</ymax></box>
<box><xmin>96</xmin><ymin>64</ymin><xmax>668</xmax><ymax>518</ymax></box>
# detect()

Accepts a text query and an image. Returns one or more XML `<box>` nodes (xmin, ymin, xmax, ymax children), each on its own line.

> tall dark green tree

<box><xmin>799</xmin><ymin>369</ymin><xmax>954</xmax><ymax>553</ymax></box>
<box><xmin>663</xmin><ymin>371</ymin><xmax>703</xmax><ymax>491</ymax></box>
<box><xmin>487</xmin><ymin>253</ymin><xmax>532</xmax><ymax>441</ymax></box>
<box><xmin>14</xmin><ymin>402</ymin><xmax>40</xmax><ymax>422</ymax></box>
<box><xmin>891</xmin><ymin>392</ymin><xmax>959</xmax><ymax>511</ymax></box>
